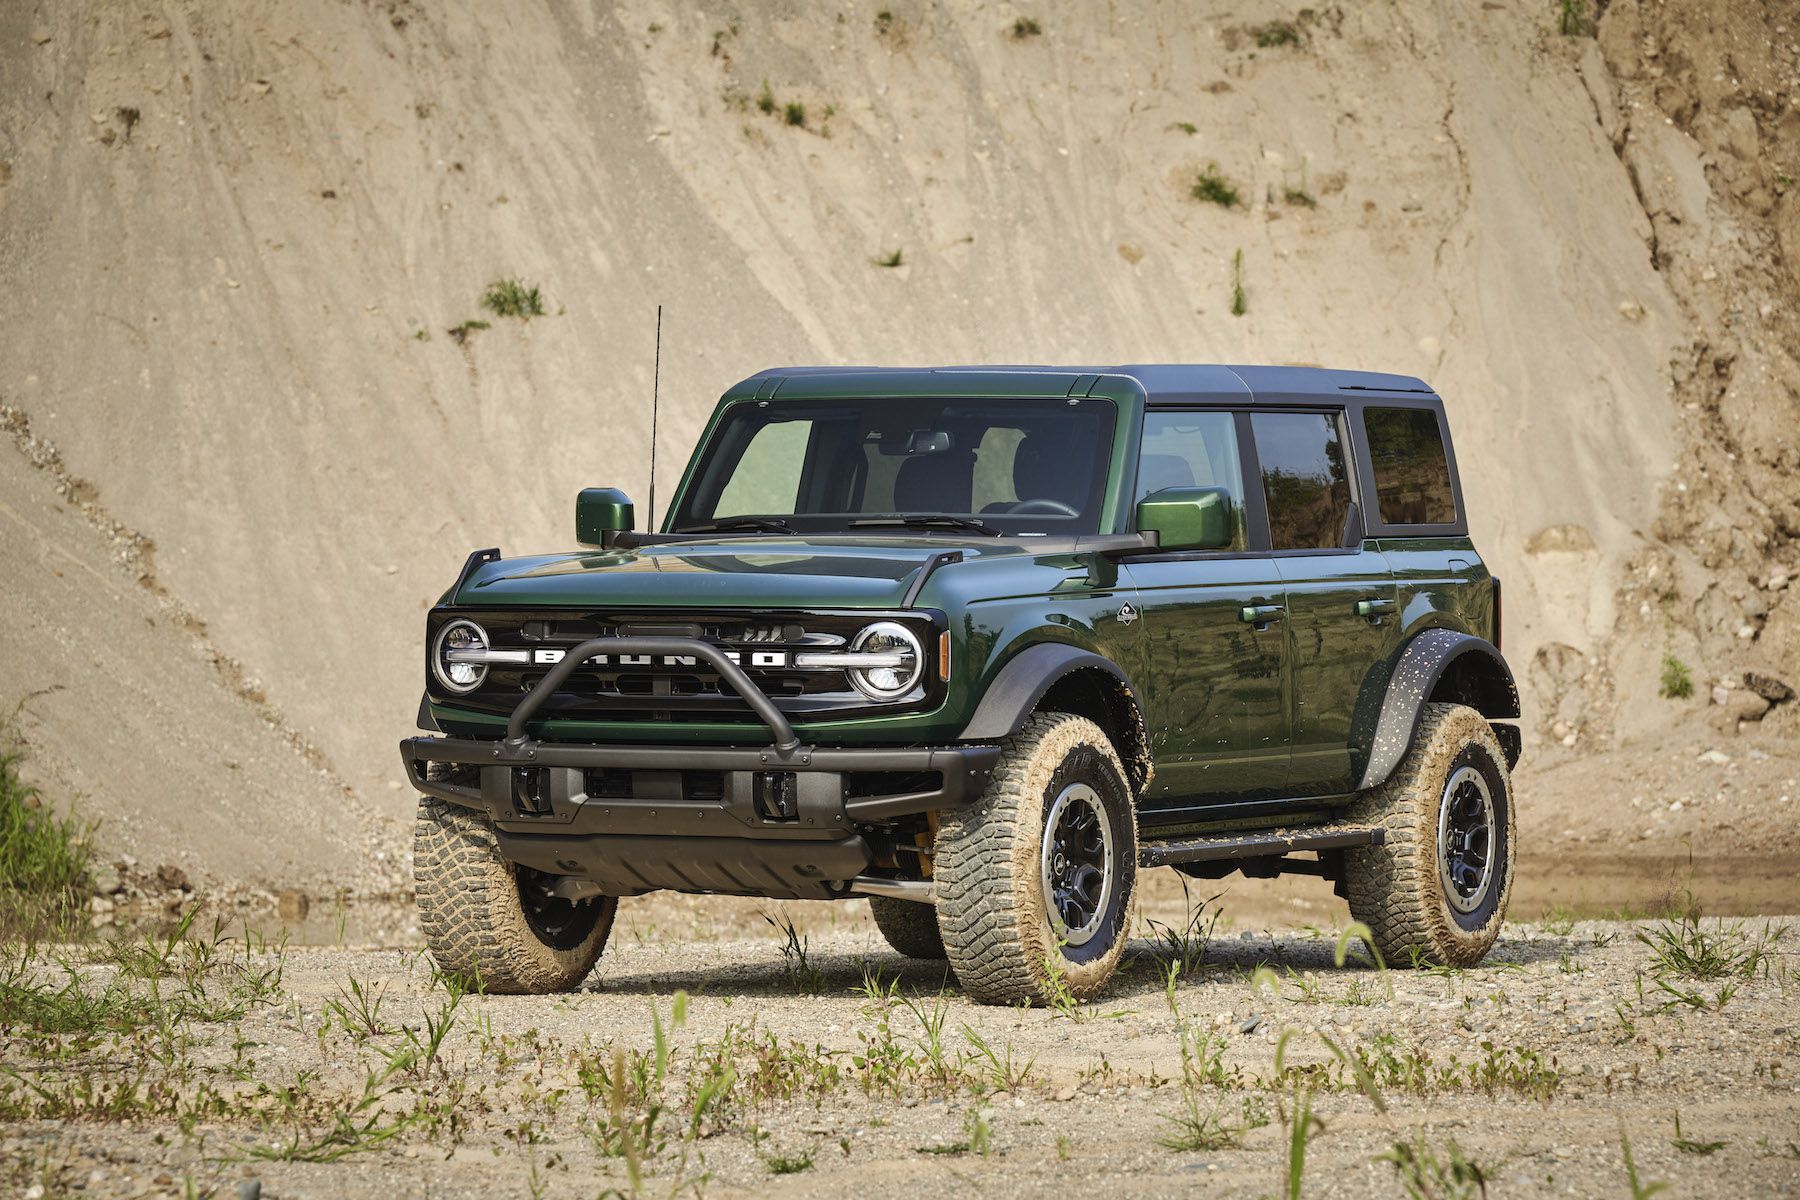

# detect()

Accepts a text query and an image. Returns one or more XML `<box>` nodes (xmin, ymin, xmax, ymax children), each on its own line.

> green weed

<box><xmin>763</xmin><ymin>911</ymin><xmax>825</xmax><ymax>995</ymax></box>
<box><xmin>446</xmin><ymin>319</ymin><xmax>489</xmax><ymax>345</ymax></box>
<box><xmin>1670</xmin><ymin>1114</ymin><xmax>1726</xmax><ymax>1156</ymax></box>
<box><xmin>875</xmin><ymin>248</ymin><xmax>905</xmax><ymax>268</ymax></box>
<box><xmin>1658</xmin><ymin>653</ymin><xmax>1693</xmax><ymax>699</ymax></box>
<box><xmin>480</xmin><ymin>279</ymin><xmax>545</xmax><ymax>320</ymax></box>
<box><xmin>1144</xmin><ymin>880</ymin><xmax>1223</xmax><ymax>977</ymax></box>
<box><xmin>1621</xmin><ymin>1125</ymin><xmax>1668</xmax><ymax>1198</ymax></box>
<box><xmin>1011</xmin><ymin>17</ymin><xmax>1042</xmax><ymax>39</ymax></box>
<box><xmin>1192</xmin><ymin>163</ymin><xmax>1241</xmax><ymax>208</ymax></box>
<box><xmin>1376</xmin><ymin>1131</ymin><xmax>1488</xmax><ymax>1199</ymax></box>
<box><xmin>0</xmin><ymin>723</ymin><xmax>94</xmax><ymax>935</ymax></box>
<box><xmin>784</xmin><ymin>101</ymin><xmax>806</xmax><ymax>128</ymax></box>
<box><xmin>1556</xmin><ymin>0</ymin><xmax>1592</xmax><ymax>37</ymax></box>
<box><xmin>1256</xmin><ymin>22</ymin><xmax>1301</xmax><ymax>48</ymax></box>
<box><xmin>1231</xmin><ymin>248</ymin><xmax>1247</xmax><ymax>317</ymax></box>
<box><xmin>757</xmin><ymin>80</ymin><xmax>777</xmax><ymax>115</ymax></box>
<box><xmin>1637</xmin><ymin>910</ymin><xmax>1784</xmax><ymax>980</ymax></box>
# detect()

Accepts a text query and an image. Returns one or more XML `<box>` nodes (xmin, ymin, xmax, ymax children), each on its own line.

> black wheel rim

<box><xmin>1437</xmin><ymin>765</ymin><xmax>1496</xmax><ymax>914</ymax></box>
<box><xmin>516</xmin><ymin>867</ymin><xmax>602</xmax><ymax>951</ymax></box>
<box><xmin>1040</xmin><ymin>782</ymin><xmax>1114</xmax><ymax>947</ymax></box>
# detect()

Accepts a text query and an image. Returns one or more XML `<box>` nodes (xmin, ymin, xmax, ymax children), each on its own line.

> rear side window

<box><xmin>1362</xmin><ymin>407</ymin><xmax>1456</xmax><ymax>525</ymax></box>
<box><xmin>1250</xmin><ymin>412</ymin><xmax>1352</xmax><ymax>550</ymax></box>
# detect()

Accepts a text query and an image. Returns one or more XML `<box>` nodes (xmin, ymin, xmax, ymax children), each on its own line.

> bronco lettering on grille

<box><xmin>530</xmin><ymin>648</ymin><xmax>791</xmax><ymax>668</ymax></box>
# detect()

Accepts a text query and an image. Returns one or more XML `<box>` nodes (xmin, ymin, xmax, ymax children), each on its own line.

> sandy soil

<box><xmin>1</xmin><ymin>1</ymin><xmax>1795</xmax><ymax>898</ymax></box>
<box><xmin>5</xmin><ymin>895</ymin><xmax>1797</xmax><ymax>1199</ymax></box>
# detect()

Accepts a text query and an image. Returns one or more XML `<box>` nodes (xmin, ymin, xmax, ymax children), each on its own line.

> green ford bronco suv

<box><xmin>402</xmin><ymin>365</ymin><xmax>1519</xmax><ymax>1004</ymax></box>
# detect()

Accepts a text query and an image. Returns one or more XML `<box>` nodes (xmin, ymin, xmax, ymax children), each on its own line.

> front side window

<box><xmin>1251</xmin><ymin>411</ymin><xmax>1352</xmax><ymax>550</ymax></box>
<box><xmin>673</xmin><ymin>397</ymin><xmax>1118</xmax><ymax>536</ymax></box>
<box><xmin>1136</xmin><ymin>411</ymin><xmax>1248</xmax><ymax>551</ymax></box>
<box><xmin>1362</xmin><ymin>406</ymin><xmax>1456</xmax><ymax>525</ymax></box>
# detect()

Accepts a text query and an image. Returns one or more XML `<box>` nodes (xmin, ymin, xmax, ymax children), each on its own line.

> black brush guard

<box><xmin>400</xmin><ymin>636</ymin><xmax>1000</xmax><ymax>899</ymax></box>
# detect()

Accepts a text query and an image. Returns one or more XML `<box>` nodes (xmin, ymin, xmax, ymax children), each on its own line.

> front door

<box><xmin>1248</xmin><ymin>410</ymin><xmax>1400</xmax><ymax>796</ymax></box>
<box><xmin>1123</xmin><ymin>410</ymin><xmax>1288</xmax><ymax>809</ymax></box>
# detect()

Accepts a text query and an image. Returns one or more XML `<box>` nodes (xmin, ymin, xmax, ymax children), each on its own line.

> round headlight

<box><xmin>433</xmin><ymin>619</ymin><xmax>490</xmax><ymax>694</ymax></box>
<box><xmin>848</xmin><ymin>621</ymin><xmax>923</xmax><ymax>701</ymax></box>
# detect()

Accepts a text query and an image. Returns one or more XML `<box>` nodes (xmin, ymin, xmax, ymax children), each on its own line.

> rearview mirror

<box><xmin>576</xmin><ymin>487</ymin><xmax>635</xmax><ymax>547</ymax></box>
<box><xmin>1136</xmin><ymin>486</ymin><xmax>1233</xmax><ymax>551</ymax></box>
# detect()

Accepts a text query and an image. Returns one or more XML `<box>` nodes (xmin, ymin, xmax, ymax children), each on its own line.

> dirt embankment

<box><xmin>0</xmin><ymin>1</ymin><xmax>1795</xmax><ymax>893</ymax></box>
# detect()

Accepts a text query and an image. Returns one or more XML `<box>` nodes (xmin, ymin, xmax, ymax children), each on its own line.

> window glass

<box><xmin>1136</xmin><ymin>411</ymin><xmax>1247</xmax><ymax>550</ymax></box>
<box><xmin>1251</xmin><ymin>412</ymin><xmax>1352</xmax><ymax>550</ymax></box>
<box><xmin>1363</xmin><ymin>407</ymin><xmax>1455</xmax><ymax>525</ymax></box>
<box><xmin>713</xmin><ymin>420</ymin><xmax>809</xmax><ymax>518</ymax></box>
<box><xmin>673</xmin><ymin>398</ymin><xmax>1117</xmax><ymax>535</ymax></box>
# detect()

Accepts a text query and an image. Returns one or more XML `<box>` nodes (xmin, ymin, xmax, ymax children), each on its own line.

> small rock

<box><xmin>31</xmin><ymin>27</ymin><xmax>51</xmax><ymax>45</ymax></box>
<box><xmin>235</xmin><ymin>1181</ymin><xmax>262</xmax><ymax>1200</ymax></box>
<box><xmin>89</xmin><ymin>864</ymin><xmax>123</xmax><ymax>895</ymax></box>
<box><xmin>154</xmin><ymin>864</ymin><xmax>190</xmax><ymax>893</ymax></box>
<box><xmin>1237</xmin><ymin>1014</ymin><xmax>1263</xmax><ymax>1035</ymax></box>
<box><xmin>1618</xmin><ymin>298</ymin><xmax>1645</xmax><ymax>320</ymax></box>
<box><xmin>88</xmin><ymin>895</ymin><xmax>113</xmax><ymax>915</ymax></box>
<box><xmin>1054</xmin><ymin>1086</ymin><xmax>1077</xmax><ymax>1102</ymax></box>
<box><xmin>1711</xmin><ymin>686</ymin><xmax>1732</xmax><ymax>706</ymax></box>
<box><xmin>1697</xmin><ymin>749</ymin><xmax>1731</xmax><ymax>765</ymax></box>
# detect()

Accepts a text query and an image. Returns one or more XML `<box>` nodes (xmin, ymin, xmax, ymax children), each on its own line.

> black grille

<box><xmin>427</xmin><ymin>607</ymin><xmax>939</xmax><ymax>725</ymax></box>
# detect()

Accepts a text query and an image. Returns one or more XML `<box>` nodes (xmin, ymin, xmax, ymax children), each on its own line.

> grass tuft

<box><xmin>1191</xmin><ymin>163</ymin><xmax>1241</xmax><ymax>208</ymax></box>
<box><xmin>1010</xmin><ymin>17</ymin><xmax>1042</xmax><ymax>39</ymax></box>
<box><xmin>874</xmin><ymin>248</ymin><xmax>905</xmax><ymax>269</ymax></box>
<box><xmin>1231</xmin><ymin>248</ymin><xmax>1247</xmax><ymax>317</ymax></box>
<box><xmin>784</xmin><ymin>101</ymin><xmax>806</xmax><ymax>127</ymax></box>
<box><xmin>1376</xmin><ymin>1131</ymin><xmax>1488</xmax><ymax>1199</ymax></box>
<box><xmin>0</xmin><ymin>723</ymin><xmax>94</xmax><ymax>936</ymax></box>
<box><xmin>480</xmin><ymin>279</ymin><xmax>545</xmax><ymax>320</ymax></box>
<box><xmin>1658</xmin><ymin>653</ymin><xmax>1693</xmax><ymax>699</ymax></box>
<box><xmin>1256</xmin><ymin>22</ymin><xmax>1302</xmax><ymax>48</ymax></box>
<box><xmin>1557</xmin><ymin>0</ymin><xmax>1593</xmax><ymax>37</ymax></box>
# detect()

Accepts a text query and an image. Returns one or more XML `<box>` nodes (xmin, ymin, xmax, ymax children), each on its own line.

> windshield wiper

<box><xmin>848</xmin><ymin>514</ymin><xmax>1002</xmax><ymax>537</ymax></box>
<box><xmin>678</xmin><ymin>516</ymin><xmax>796</xmax><ymax>534</ymax></box>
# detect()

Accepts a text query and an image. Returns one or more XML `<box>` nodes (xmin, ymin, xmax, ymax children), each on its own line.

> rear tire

<box><xmin>868</xmin><ymin>895</ymin><xmax>946</xmax><ymax>959</ymax></box>
<box><xmin>1343</xmin><ymin>703</ymin><xmax>1514</xmax><ymax>967</ymax></box>
<box><xmin>415</xmin><ymin>788</ymin><xmax>616</xmax><ymax>994</ymax></box>
<box><xmin>934</xmin><ymin>713</ymin><xmax>1137</xmax><ymax>1005</ymax></box>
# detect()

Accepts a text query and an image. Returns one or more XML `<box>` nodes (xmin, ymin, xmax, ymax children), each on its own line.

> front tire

<box><xmin>1343</xmin><ymin>703</ymin><xmax>1514</xmax><ymax>967</ymax></box>
<box><xmin>868</xmin><ymin>895</ymin><xmax>946</xmax><ymax>959</ymax></box>
<box><xmin>415</xmin><ymin>792</ymin><xmax>617</xmax><ymax>994</ymax></box>
<box><xmin>934</xmin><ymin>713</ymin><xmax>1138</xmax><ymax>1005</ymax></box>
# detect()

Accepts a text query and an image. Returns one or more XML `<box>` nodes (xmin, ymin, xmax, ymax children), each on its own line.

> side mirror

<box><xmin>1136</xmin><ymin>486</ymin><xmax>1233</xmax><ymax>551</ymax></box>
<box><xmin>576</xmin><ymin>487</ymin><xmax>635</xmax><ymax>547</ymax></box>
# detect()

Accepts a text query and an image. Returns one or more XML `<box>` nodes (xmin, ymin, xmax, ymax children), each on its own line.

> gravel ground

<box><xmin>5</xmin><ymin>891</ymin><xmax>1797</xmax><ymax>1199</ymax></box>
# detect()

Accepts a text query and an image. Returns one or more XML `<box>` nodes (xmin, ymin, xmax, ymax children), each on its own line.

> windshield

<box><xmin>670</xmin><ymin>397</ymin><xmax>1118</xmax><ymax>536</ymax></box>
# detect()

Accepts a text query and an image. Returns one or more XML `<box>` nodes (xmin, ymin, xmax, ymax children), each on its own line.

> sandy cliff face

<box><xmin>0</xmin><ymin>1</ymin><xmax>1792</xmax><ymax>886</ymax></box>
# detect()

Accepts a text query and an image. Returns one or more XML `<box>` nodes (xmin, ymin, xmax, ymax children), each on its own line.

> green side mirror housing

<box><xmin>576</xmin><ymin>487</ymin><xmax>636</xmax><ymax>547</ymax></box>
<box><xmin>1136</xmin><ymin>486</ymin><xmax>1233</xmax><ymax>551</ymax></box>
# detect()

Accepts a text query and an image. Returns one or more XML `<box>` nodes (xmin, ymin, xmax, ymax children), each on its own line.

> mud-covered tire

<box><xmin>868</xmin><ymin>895</ymin><xmax>947</xmax><ymax>959</ymax></box>
<box><xmin>1343</xmin><ymin>702</ymin><xmax>1514</xmax><ymax>967</ymax></box>
<box><xmin>934</xmin><ymin>713</ymin><xmax>1137</xmax><ymax>1005</ymax></box>
<box><xmin>414</xmin><ymin>791</ymin><xmax>617</xmax><ymax>994</ymax></box>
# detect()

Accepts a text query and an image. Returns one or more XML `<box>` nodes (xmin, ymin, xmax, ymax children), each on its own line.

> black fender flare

<box><xmin>958</xmin><ymin>644</ymin><xmax>1150</xmax><ymax>785</ymax></box>
<box><xmin>1357</xmin><ymin>629</ymin><xmax>1520</xmax><ymax>792</ymax></box>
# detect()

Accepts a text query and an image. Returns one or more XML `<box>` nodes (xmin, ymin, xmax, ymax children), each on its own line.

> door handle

<box><xmin>1239</xmin><ymin>604</ymin><xmax>1285</xmax><ymax>625</ymax></box>
<box><xmin>1355</xmin><ymin>598</ymin><xmax>1397</xmax><ymax>619</ymax></box>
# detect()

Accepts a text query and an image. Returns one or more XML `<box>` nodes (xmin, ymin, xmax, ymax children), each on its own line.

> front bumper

<box><xmin>402</xmin><ymin>632</ymin><xmax>999</xmax><ymax>900</ymax></box>
<box><xmin>399</xmin><ymin>736</ymin><xmax>999</xmax><ymax>899</ymax></box>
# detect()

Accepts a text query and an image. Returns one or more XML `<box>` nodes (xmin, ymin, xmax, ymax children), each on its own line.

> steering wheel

<box><xmin>1010</xmin><ymin>498</ymin><xmax>1080</xmax><ymax>517</ymax></box>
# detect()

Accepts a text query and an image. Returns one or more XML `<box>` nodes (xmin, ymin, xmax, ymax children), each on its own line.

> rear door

<box><xmin>1247</xmin><ymin>410</ymin><xmax>1400</xmax><ymax>797</ymax></box>
<box><xmin>1121</xmin><ymin>409</ymin><xmax>1289</xmax><ymax>809</ymax></box>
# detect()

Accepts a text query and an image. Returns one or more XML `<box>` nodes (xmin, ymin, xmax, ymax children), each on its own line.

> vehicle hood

<box><xmin>450</xmin><ymin>537</ymin><xmax>1032</xmax><ymax>609</ymax></box>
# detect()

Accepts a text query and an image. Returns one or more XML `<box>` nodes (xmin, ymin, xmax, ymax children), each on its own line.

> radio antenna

<box><xmin>648</xmin><ymin>304</ymin><xmax>663</xmax><ymax>530</ymax></box>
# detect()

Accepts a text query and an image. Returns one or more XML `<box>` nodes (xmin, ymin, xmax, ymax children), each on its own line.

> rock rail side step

<box><xmin>1139</xmin><ymin>824</ymin><xmax>1385</xmax><ymax>869</ymax></box>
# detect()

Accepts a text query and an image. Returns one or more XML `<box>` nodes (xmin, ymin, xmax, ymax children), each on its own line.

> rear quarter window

<box><xmin>1363</xmin><ymin>407</ymin><xmax>1456</xmax><ymax>526</ymax></box>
